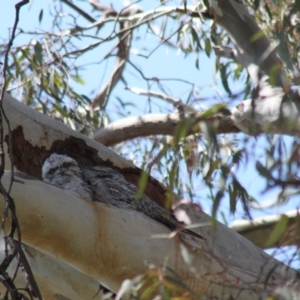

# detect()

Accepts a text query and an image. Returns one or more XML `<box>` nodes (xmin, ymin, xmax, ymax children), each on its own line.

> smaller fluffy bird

<box><xmin>41</xmin><ymin>153</ymin><xmax>93</xmax><ymax>201</ymax></box>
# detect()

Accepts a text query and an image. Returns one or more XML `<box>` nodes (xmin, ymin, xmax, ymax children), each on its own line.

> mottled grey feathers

<box><xmin>82</xmin><ymin>166</ymin><xmax>178</xmax><ymax>232</ymax></box>
<box><xmin>42</xmin><ymin>153</ymin><xmax>93</xmax><ymax>200</ymax></box>
<box><xmin>42</xmin><ymin>154</ymin><xmax>202</xmax><ymax>239</ymax></box>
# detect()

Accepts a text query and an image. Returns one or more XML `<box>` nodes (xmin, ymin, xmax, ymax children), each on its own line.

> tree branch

<box><xmin>94</xmin><ymin>112</ymin><xmax>238</xmax><ymax>146</ymax></box>
<box><xmin>231</xmin><ymin>210</ymin><xmax>300</xmax><ymax>249</ymax></box>
<box><xmin>231</xmin><ymin>85</ymin><xmax>300</xmax><ymax>136</ymax></box>
<box><xmin>91</xmin><ymin>6</ymin><xmax>140</xmax><ymax>108</ymax></box>
<box><xmin>206</xmin><ymin>0</ymin><xmax>288</xmax><ymax>89</ymax></box>
<box><xmin>0</xmin><ymin>172</ymin><xmax>298</xmax><ymax>299</ymax></box>
<box><xmin>125</xmin><ymin>86</ymin><xmax>196</xmax><ymax>112</ymax></box>
<box><xmin>61</xmin><ymin>0</ymin><xmax>96</xmax><ymax>23</ymax></box>
<box><xmin>0</xmin><ymin>92</ymin><xmax>298</xmax><ymax>298</ymax></box>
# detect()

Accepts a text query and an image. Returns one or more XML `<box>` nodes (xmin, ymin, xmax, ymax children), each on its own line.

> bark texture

<box><xmin>0</xmin><ymin>93</ymin><xmax>298</xmax><ymax>299</ymax></box>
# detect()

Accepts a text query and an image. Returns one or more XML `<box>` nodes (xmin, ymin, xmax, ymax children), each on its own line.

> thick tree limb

<box><xmin>94</xmin><ymin>90</ymin><xmax>300</xmax><ymax>145</ymax></box>
<box><xmin>94</xmin><ymin>112</ymin><xmax>238</xmax><ymax>146</ymax></box>
<box><xmin>231</xmin><ymin>210</ymin><xmax>300</xmax><ymax>249</ymax></box>
<box><xmin>0</xmin><ymin>173</ymin><xmax>298</xmax><ymax>299</ymax></box>
<box><xmin>94</xmin><ymin>93</ymin><xmax>300</xmax><ymax>145</ymax></box>
<box><xmin>94</xmin><ymin>112</ymin><xmax>239</xmax><ymax>146</ymax></box>
<box><xmin>0</xmin><ymin>93</ymin><xmax>299</xmax><ymax>299</ymax></box>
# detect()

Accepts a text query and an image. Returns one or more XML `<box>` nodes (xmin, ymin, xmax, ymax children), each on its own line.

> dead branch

<box><xmin>61</xmin><ymin>0</ymin><xmax>96</xmax><ymax>23</ymax></box>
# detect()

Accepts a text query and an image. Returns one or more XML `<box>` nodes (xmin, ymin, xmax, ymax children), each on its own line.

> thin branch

<box><xmin>61</xmin><ymin>0</ymin><xmax>96</xmax><ymax>23</ymax></box>
<box><xmin>139</xmin><ymin>24</ymin><xmax>183</xmax><ymax>59</ymax></box>
<box><xmin>58</xmin><ymin>5</ymin><xmax>204</xmax><ymax>42</ymax></box>
<box><xmin>0</xmin><ymin>1</ymin><xmax>42</xmax><ymax>299</ymax></box>
<box><xmin>127</xmin><ymin>59</ymin><xmax>196</xmax><ymax>87</ymax></box>
<box><xmin>125</xmin><ymin>86</ymin><xmax>195</xmax><ymax>111</ymax></box>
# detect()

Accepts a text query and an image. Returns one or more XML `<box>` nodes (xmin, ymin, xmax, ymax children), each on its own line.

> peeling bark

<box><xmin>2</xmin><ymin>93</ymin><xmax>169</xmax><ymax>209</ymax></box>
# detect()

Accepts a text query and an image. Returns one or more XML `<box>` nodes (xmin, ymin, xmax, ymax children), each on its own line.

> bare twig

<box><xmin>59</xmin><ymin>5</ymin><xmax>203</xmax><ymax>37</ymax></box>
<box><xmin>127</xmin><ymin>59</ymin><xmax>196</xmax><ymax>87</ymax></box>
<box><xmin>139</xmin><ymin>24</ymin><xmax>183</xmax><ymax>59</ymax></box>
<box><xmin>61</xmin><ymin>0</ymin><xmax>96</xmax><ymax>23</ymax></box>
<box><xmin>125</xmin><ymin>86</ymin><xmax>197</xmax><ymax>113</ymax></box>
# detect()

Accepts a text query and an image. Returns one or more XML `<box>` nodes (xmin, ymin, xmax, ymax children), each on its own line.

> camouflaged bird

<box><xmin>42</xmin><ymin>153</ymin><xmax>203</xmax><ymax>240</ymax></box>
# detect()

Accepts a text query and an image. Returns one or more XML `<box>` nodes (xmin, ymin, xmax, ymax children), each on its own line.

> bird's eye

<box><xmin>47</xmin><ymin>168</ymin><xmax>56</xmax><ymax>175</ymax></box>
<box><xmin>62</xmin><ymin>162</ymin><xmax>74</xmax><ymax>169</ymax></box>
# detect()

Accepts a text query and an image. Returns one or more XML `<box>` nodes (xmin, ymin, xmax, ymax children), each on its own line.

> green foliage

<box><xmin>265</xmin><ymin>215</ymin><xmax>289</xmax><ymax>247</ymax></box>
<box><xmin>245</xmin><ymin>0</ymin><xmax>300</xmax><ymax>78</ymax></box>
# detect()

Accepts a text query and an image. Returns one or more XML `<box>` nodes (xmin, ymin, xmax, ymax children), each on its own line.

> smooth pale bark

<box><xmin>0</xmin><ymin>93</ymin><xmax>298</xmax><ymax>299</ymax></box>
<box><xmin>0</xmin><ymin>241</ymin><xmax>104</xmax><ymax>300</ymax></box>
<box><xmin>94</xmin><ymin>93</ymin><xmax>300</xmax><ymax>145</ymax></box>
<box><xmin>0</xmin><ymin>173</ymin><xmax>298</xmax><ymax>299</ymax></box>
<box><xmin>1</xmin><ymin>173</ymin><xmax>203</xmax><ymax>297</ymax></box>
<box><xmin>231</xmin><ymin>210</ymin><xmax>300</xmax><ymax>249</ymax></box>
<box><xmin>231</xmin><ymin>90</ymin><xmax>300</xmax><ymax>136</ymax></box>
<box><xmin>94</xmin><ymin>112</ymin><xmax>237</xmax><ymax>146</ymax></box>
